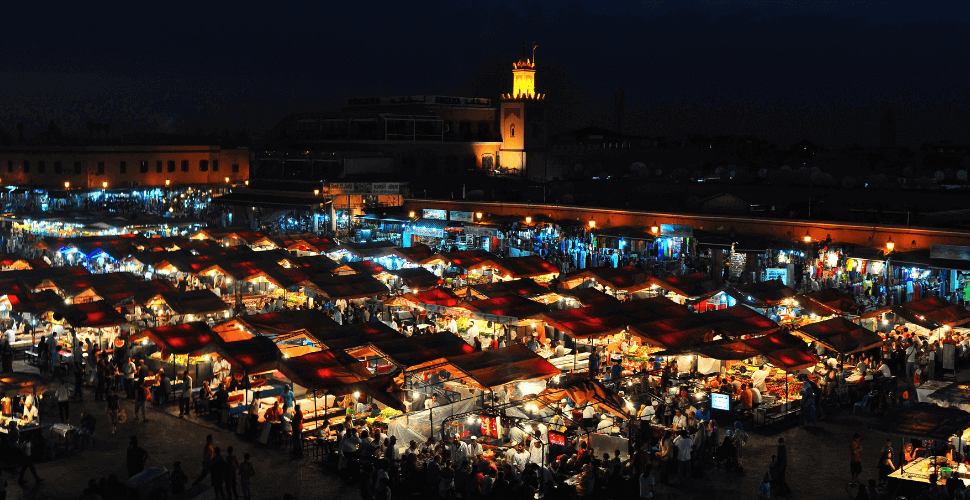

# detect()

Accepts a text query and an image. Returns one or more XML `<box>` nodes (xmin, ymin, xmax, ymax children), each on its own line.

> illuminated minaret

<box><xmin>500</xmin><ymin>43</ymin><xmax>547</xmax><ymax>178</ymax></box>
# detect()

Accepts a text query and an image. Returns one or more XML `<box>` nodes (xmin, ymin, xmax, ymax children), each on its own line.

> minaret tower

<box><xmin>500</xmin><ymin>42</ymin><xmax>547</xmax><ymax>177</ymax></box>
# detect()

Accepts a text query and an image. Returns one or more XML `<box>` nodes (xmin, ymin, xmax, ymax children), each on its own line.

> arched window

<box><xmin>510</xmin><ymin>124</ymin><xmax>515</xmax><ymax>138</ymax></box>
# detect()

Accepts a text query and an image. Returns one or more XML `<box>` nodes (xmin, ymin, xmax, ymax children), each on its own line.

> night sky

<box><xmin>2</xmin><ymin>0</ymin><xmax>969</xmax><ymax>147</ymax></box>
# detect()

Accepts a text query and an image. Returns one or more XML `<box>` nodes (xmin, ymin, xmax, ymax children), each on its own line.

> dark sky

<box><xmin>2</xmin><ymin>0</ymin><xmax>969</xmax><ymax>147</ymax></box>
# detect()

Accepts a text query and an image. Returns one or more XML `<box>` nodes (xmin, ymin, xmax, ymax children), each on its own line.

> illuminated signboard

<box><xmin>480</xmin><ymin>415</ymin><xmax>502</xmax><ymax>439</ymax></box>
<box><xmin>547</xmin><ymin>430</ymin><xmax>566</xmax><ymax>446</ymax></box>
<box><xmin>423</xmin><ymin>209</ymin><xmax>448</xmax><ymax>220</ymax></box>
<box><xmin>711</xmin><ymin>392</ymin><xmax>731</xmax><ymax>411</ymax></box>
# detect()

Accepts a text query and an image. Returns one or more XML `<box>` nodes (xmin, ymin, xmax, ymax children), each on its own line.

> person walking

<box><xmin>240</xmin><ymin>453</ymin><xmax>256</xmax><ymax>500</ymax></box>
<box><xmin>105</xmin><ymin>388</ymin><xmax>121</xmax><ymax>434</ymax></box>
<box><xmin>673</xmin><ymin>430</ymin><xmax>693</xmax><ymax>484</ymax></box>
<box><xmin>850</xmin><ymin>433</ymin><xmax>863</xmax><ymax>484</ymax></box>
<box><xmin>210</xmin><ymin>447</ymin><xmax>229</xmax><ymax>500</ymax></box>
<box><xmin>292</xmin><ymin>404</ymin><xmax>304</xmax><ymax>457</ymax></box>
<box><xmin>126</xmin><ymin>436</ymin><xmax>148</xmax><ymax>480</ymax></box>
<box><xmin>193</xmin><ymin>434</ymin><xmax>216</xmax><ymax>485</ymax></box>
<box><xmin>179</xmin><ymin>370</ymin><xmax>193</xmax><ymax>418</ymax></box>
<box><xmin>55</xmin><ymin>383</ymin><xmax>70</xmax><ymax>423</ymax></box>
<box><xmin>776</xmin><ymin>437</ymin><xmax>790</xmax><ymax>495</ymax></box>
<box><xmin>225</xmin><ymin>446</ymin><xmax>240</xmax><ymax>500</ymax></box>
<box><xmin>135</xmin><ymin>380</ymin><xmax>150</xmax><ymax>422</ymax></box>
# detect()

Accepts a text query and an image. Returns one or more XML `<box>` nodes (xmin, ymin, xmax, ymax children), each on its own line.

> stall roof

<box><xmin>795</xmin><ymin>317</ymin><xmax>883</xmax><ymax>355</ymax></box>
<box><xmin>673</xmin><ymin>330</ymin><xmax>817</xmax><ymax>371</ymax></box>
<box><xmin>270</xmin><ymin>234</ymin><xmax>336</xmax><ymax>254</ymax></box>
<box><xmin>559</xmin><ymin>266</ymin><xmax>652</xmax><ymax>293</ymax></box>
<box><xmin>647</xmin><ymin>273</ymin><xmax>722</xmax><ymax>300</ymax></box>
<box><xmin>289</xmin><ymin>255</ymin><xmax>341</xmax><ymax>274</ymax></box>
<box><xmin>159</xmin><ymin>289</ymin><xmax>231</xmax><ymax>316</ymax></box>
<box><xmin>900</xmin><ymin>297</ymin><xmax>970</xmax><ymax>328</ymax></box>
<box><xmin>58</xmin><ymin>300</ymin><xmax>128</xmax><ymax>328</ymax></box>
<box><xmin>305</xmin><ymin>321</ymin><xmax>405</xmax><ymax>352</ymax></box>
<box><xmin>440</xmin><ymin>250</ymin><xmax>497</xmax><ymax>269</ymax></box>
<box><xmin>277</xmin><ymin>349</ymin><xmax>375</xmax><ymax>392</ymax></box>
<box><xmin>388</xmin><ymin>267</ymin><xmax>440</xmax><ymax>291</ymax></box>
<box><xmin>631</xmin><ymin>305</ymin><xmax>779</xmax><ymax>349</ymax></box>
<box><xmin>389</xmin><ymin>244</ymin><xmax>437</xmax><ymax>265</ymax></box>
<box><xmin>794</xmin><ymin>289</ymin><xmax>863</xmax><ymax>317</ymax></box>
<box><xmin>334</xmin><ymin>242</ymin><xmax>398</xmax><ymax>260</ymax></box>
<box><xmin>725</xmin><ymin>279</ymin><xmax>796</xmax><ymax>307</ymax></box>
<box><xmin>305</xmin><ymin>273</ymin><xmax>390</xmax><ymax>301</ymax></box>
<box><xmin>226</xmin><ymin>310</ymin><xmax>339</xmax><ymax>337</ymax></box>
<box><xmin>441</xmin><ymin>345</ymin><xmax>561</xmax><ymax>391</ymax></box>
<box><xmin>534</xmin><ymin>379</ymin><xmax>632</xmax><ymax>420</ymax></box>
<box><xmin>402</xmin><ymin>288</ymin><xmax>460</xmax><ymax>307</ymax></box>
<box><xmin>889</xmin><ymin>249</ymin><xmax>970</xmax><ymax>273</ymax></box>
<box><xmin>531</xmin><ymin>297</ymin><xmax>691</xmax><ymax>339</ymax></box>
<box><xmin>459</xmin><ymin>295</ymin><xmax>548</xmax><ymax>321</ymax></box>
<box><xmin>217</xmin><ymin>335</ymin><xmax>282</xmax><ymax>375</ymax></box>
<box><xmin>342</xmin><ymin>260</ymin><xmax>388</xmax><ymax>275</ymax></box>
<box><xmin>4</xmin><ymin>290</ymin><xmax>63</xmax><ymax>315</ymax></box>
<box><xmin>381</xmin><ymin>332</ymin><xmax>476</xmax><ymax>372</ymax></box>
<box><xmin>876</xmin><ymin>403</ymin><xmax>970</xmax><ymax>441</ymax></box>
<box><xmin>490</xmin><ymin>256</ymin><xmax>561</xmax><ymax>279</ymax></box>
<box><xmin>470</xmin><ymin>278</ymin><xmax>549</xmax><ymax>299</ymax></box>
<box><xmin>136</xmin><ymin>321</ymin><xmax>217</xmax><ymax>355</ymax></box>
<box><xmin>556</xmin><ymin>287</ymin><xmax>620</xmax><ymax>307</ymax></box>
<box><xmin>0</xmin><ymin>266</ymin><xmax>90</xmax><ymax>290</ymax></box>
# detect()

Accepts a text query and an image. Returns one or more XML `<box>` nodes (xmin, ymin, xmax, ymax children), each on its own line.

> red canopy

<box><xmin>794</xmin><ymin>289</ymin><xmax>862</xmax><ymax>316</ymax></box>
<box><xmin>470</xmin><ymin>278</ymin><xmax>550</xmax><ymax>299</ymax></box>
<box><xmin>377</xmin><ymin>332</ymin><xmax>476</xmax><ymax>372</ymax></box>
<box><xmin>443</xmin><ymin>344</ymin><xmax>561</xmax><ymax>390</ymax></box>
<box><xmin>306</xmin><ymin>273</ymin><xmax>389</xmax><ymax>300</ymax></box>
<box><xmin>59</xmin><ymin>300</ymin><xmax>128</xmax><ymax>328</ymax></box>
<box><xmin>795</xmin><ymin>317</ymin><xmax>884</xmax><ymax>355</ymax></box>
<box><xmin>390</xmin><ymin>244</ymin><xmax>437</xmax><ymax>265</ymax></box>
<box><xmin>440</xmin><ymin>250</ymin><xmax>497</xmax><ymax>269</ymax></box>
<box><xmin>558</xmin><ymin>288</ymin><xmax>620</xmax><ymax>307</ymax></box>
<box><xmin>490</xmin><ymin>256</ymin><xmax>560</xmax><ymax>279</ymax></box>
<box><xmin>160</xmin><ymin>289</ymin><xmax>230</xmax><ymax>316</ymax></box>
<box><xmin>459</xmin><ymin>295</ymin><xmax>548</xmax><ymax>320</ymax></box>
<box><xmin>728</xmin><ymin>279</ymin><xmax>796</xmax><ymax>306</ymax></box>
<box><xmin>5</xmin><ymin>290</ymin><xmax>62</xmax><ymax>315</ymax></box>
<box><xmin>278</xmin><ymin>350</ymin><xmax>374</xmax><ymax>392</ymax></box>
<box><xmin>632</xmin><ymin>305</ymin><xmax>778</xmax><ymax>349</ymax></box>
<box><xmin>532</xmin><ymin>297</ymin><xmax>690</xmax><ymax>339</ymax></box>
<box><xmin>647</xmin><ymin>272</ymin><xmax>722</xmax><ymax>299</ymax></box>
<box><xmin>218</xmin><ymin>335</ymin><xmax>282</xmax><ymax>374</ymax></box>
<box><xmin>689</xmin><ymin>331</ymin><xmax>818</xmax><ymax>371</ymax></box>
<box><xmin>900</xmin><ymin>297</ymin><xmax>970</xmax><ymax>327</ymax></box>
<box><xmin>403</xmin><ymin>288</ymin><xmax>460</xmax><ymax>307</ymax></box>
<box><xmin>137</xmin><ymin>322</ymin><xmax>218</xmax><ymax>356</ymax></box>
<box><xmin>559</xmin><ymin>266</ymin><xmax>652</xmax><ymax>293</ymax></box>
<box><xmin>233</xmin><ymin>310</ymin><xmax>339</xmax><ymax>336</ymax></box>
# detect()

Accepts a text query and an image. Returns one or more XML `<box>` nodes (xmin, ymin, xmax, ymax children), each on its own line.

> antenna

<box><xmin>532</xmin><ymin>43</ymin><xmax>537</xmax><ymax>65</ymax></box>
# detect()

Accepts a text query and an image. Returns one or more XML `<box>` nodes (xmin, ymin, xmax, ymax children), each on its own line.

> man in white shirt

<box><xmin>55</xmin><ymin>383</ymin><xmax>71</xmax><ymax>423</ymax></box>
<box><xmin>4</xmin><ymin>328</ymin><xmax>15</xmax><ymax>345</ymax></box>
<box><xmin>21</xmin><ymin>396</ymin><xmax>39</xmax><ymax>423</ymax></box>
<box><xmin>511</xmin><ymin>445</ymin><xmax>531</xmax><ymax>479</ymax></box>
<box><xmin>671</xmin><ymin>409</ymin><xmax>687</xmax><ymax>431</ymax></box>
<box><xmin>554</xmin><ymin>341</ymin><xmax>565</xmax><ymax>358</ymax></box>
<box><xmin>638</xmin><ymin>402</ymin><xmax>656</xmax><ymax>421</ymax></box>
<box><xmin>750</xmin><ymin>366</ymin><xmax>769</xmax><ymax>393</ymax></box>
<box><xmin>751</xmin><ymin>386</ymin><xmax>763</xmax><ymax>406</ymax></box>
<box><xmin>529</xmin><ymin>438</ymin><xmax>547</xmax><ymax>466</ymax></box>
<box><xmin>582</xmin><ymin>404</ymin><xmax>595</xmax><ymax>429</ymax></box>
<box><xmin>468</xmin><ymin>436</ymin><xmax>483</xmax><ymax>460</ymax></box>
<box><xmin>508</xmin><ymin>425</ymin><xmax>528</xmax><ymax>447</ymax></box>
<box><xmin>672</xmin><ymin>431</ymin><xmax>693</xmax><ymax>481</ymax></box>
<box><xmin>424</xmin><ymin>395</ymin><xmax>437</xmax><ymax>410</ymax></box>
<box><xmin>906</xmin><ymin>342</ymin><xmax>918</xmax><ymax>381</ymax></box>
<box><xmin>878</xmin><ymin>360</ymin><xmax>892</xmax><ymax>378</ymax></box>
<box><xmin>453</xmin><ymin>434</ymin><xmax>470</xmax><ymax>465</ymax></box>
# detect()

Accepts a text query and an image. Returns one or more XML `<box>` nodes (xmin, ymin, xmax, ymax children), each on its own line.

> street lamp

<box><xmin>588</xmin><ymin>220</ymin><xmax>596</xmax><ymax>228</ymax></box>
<box><xmin>886</xmin><ymin>237</ymin><xmax>895</xmax><ymax>252</ymax></box>
<box><xmin>408</xmin><ymin>211</ymin><xmax>416</xmax><ymax>218</ymax></box>
<box><xmin>525</xmin><ymin>216</ymin><xmax>532</xmax><ymax>224</ymax></box>
<box><xmin>165</xmin><ymin>179</ymin><xmax>170</xmax><ymax>187</ymax></box>
<box><xmin>314</xmin><ymin>189</ymin><xmax>320</xmax><ymax>196</ymax></box>
<box><xmin>802</xmin><ymin>231</ymin><xmax>812</xmax><ymax>243</ymax></box>
<box><xmin>64</xmin><ymin>181</ymin><xmax>70</xmax><ymax>189</ymax></box>
<box><xmin>224</xmin><ymin>177</ymin><xmax>230</xmax><ymax>184</ymax></box>
<box><xmin>475</xmin><ymin>212</ymin><xmax>483</xmax><ymax>220</ymax></box>
<box><xmin>102</xmin><ymin>181</ymin><xmax>108</xmax><ymax>189</ymax></box>
<box><xmin>650</xmin><ymin>221</ymin><xmax>659</xmax><ymax>234</ymax></box>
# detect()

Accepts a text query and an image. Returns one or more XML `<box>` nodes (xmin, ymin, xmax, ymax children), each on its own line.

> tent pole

<box><xmin>313</xmin><ymin>388</ymin><xmax>318</xmax><ymax>429</ymax></box>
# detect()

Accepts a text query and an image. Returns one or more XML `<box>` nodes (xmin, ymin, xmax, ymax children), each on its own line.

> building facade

<box><xmin>0</xmin><ymin>143</ymin><xmax>250</xmax><ymax>189</ymax></box>
<box><xmin>259</xmin><ymin>48</ymin><xmax>547</xmax><ymax>179</ymax></box>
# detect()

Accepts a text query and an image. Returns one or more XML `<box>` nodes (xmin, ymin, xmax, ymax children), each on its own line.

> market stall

<box><xmin>882</xmin><ymin>403</ymin><xmax>970</xmax><ymax>489</ymax></box>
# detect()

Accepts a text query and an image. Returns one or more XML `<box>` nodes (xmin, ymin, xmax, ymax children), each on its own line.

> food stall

<box><xmin>883</xmin><ymin>403</ymin><xmax>970</xmax><ymax>491</ymax></box>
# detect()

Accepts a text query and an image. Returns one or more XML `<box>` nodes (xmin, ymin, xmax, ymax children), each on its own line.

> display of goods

<box><xmin>765</xmin><ymin>381</ymin><xmax>801</xmax><ymax>400</ymax></box>
<box><xmin>380</xmin><ymin>408</ymin><xmax>402</xmax><ymax>419</ymax></box>
<box><xmin>481</xmin><ymin>450</ymin><xmax>495</xmax><ymax>460</ymax></box>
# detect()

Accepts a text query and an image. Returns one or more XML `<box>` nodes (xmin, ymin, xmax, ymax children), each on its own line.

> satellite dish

<box><xmin>758</xmin><ymin>168</ymin><xmax>768</xmax><ymax>178</ymax></box>
<box><xmin>935</xmin><ymin>171</ymin><xmax>945</xmax><ymax>181</ymax></box>
<box><xmin>958</xmin><ymin>170</ymin><xmax>968</xmax><ymax>181</ymax></box>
